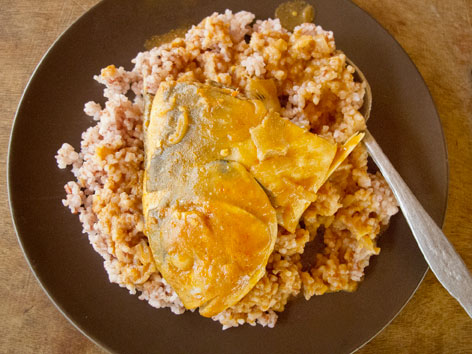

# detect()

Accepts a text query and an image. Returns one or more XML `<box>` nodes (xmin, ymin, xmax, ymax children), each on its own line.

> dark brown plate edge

<box><xmin>344</xmin><ymin>0</ymin><xmax>449</xmax><ymax>351</ymax></box>
<box><xmin>6</xmin><ymin>1</ymin><xmax>449</xmax><ymax>353</ymax></box>
<box><xmin>6</xmin><ymin>1</ymin><xmax>118</xmax><ymax>352</ymax></box>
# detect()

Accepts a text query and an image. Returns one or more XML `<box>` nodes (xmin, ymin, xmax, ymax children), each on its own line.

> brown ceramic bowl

<box><xmin>8</xmin><ymin>0</ymin><xmax>448</xmax><ymax>353</ymax></box>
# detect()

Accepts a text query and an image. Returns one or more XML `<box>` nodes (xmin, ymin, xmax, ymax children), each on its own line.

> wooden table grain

<box><xmin>1</xmin><ymin>0</ymin><xmax>471</xmax><ymax>353</ymax></box>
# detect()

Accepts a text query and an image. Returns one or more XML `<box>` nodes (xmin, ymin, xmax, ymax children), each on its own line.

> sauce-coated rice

<box><xmin>56</xmin><ymin>10</ymin><xmax>398</xmax><ymax>328</ymax></box>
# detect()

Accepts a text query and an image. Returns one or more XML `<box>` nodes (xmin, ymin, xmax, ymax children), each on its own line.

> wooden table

<box><xmin>1</xmin><ymin>0</ymin><xmax>471</xmax><ymax>353</ymax></box>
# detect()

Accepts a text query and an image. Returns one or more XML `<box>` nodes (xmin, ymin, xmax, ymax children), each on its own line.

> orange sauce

<box><xmin>275</xmin><ymin>0</ymin><xmax>315</xmax><ymax>31</ymax></box>
<box><xmin>144</xmin><ymin>26</ymin><xmax>190</xmax><ymax>50</ymax></box>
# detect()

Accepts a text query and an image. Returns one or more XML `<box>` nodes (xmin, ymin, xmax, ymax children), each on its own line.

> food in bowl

<box><xmin>56</xmin><ymin>9</ymin><xmax>398</xmax><ymax>328</ymax></box>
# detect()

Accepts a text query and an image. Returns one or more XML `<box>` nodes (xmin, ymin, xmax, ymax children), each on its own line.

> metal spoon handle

<box><xmin>364</xmin><ymin>130</ymin><xmax>472</xmax><ymax>318</ymax></box>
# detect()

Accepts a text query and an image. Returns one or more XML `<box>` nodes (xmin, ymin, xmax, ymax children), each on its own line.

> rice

<box><xmin>55</xmin><ymin>10</ymin><xmax>398</xmax><ymax>329</ymax></box>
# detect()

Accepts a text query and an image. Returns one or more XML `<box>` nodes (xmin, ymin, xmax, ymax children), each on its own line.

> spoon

<box><xmin>346</xmin><ymin>57</ymin><xmax>472</xmax><ymax>318</ymax></box>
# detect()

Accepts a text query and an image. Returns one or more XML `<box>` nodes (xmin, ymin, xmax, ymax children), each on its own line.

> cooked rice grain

<box><xmin>56</xmin><ymin>10</ymin><xmax>398</xmax><ymax>329</ymax></box>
